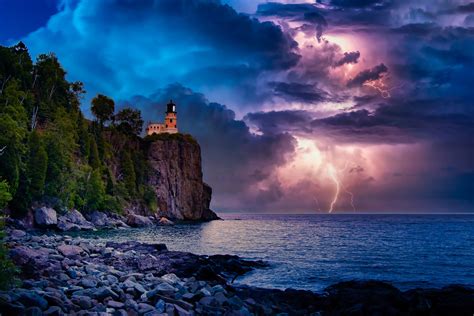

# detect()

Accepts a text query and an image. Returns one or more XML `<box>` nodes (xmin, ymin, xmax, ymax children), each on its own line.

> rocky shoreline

<box><xmin>8</xmin><ymin>207</ymin><xmax>191</xmax><ymax>233</ymax></box>
<box><xmin>2</xmin><ymin>229</ymin><xmax>474</xmax><ymax>315</ymax></box>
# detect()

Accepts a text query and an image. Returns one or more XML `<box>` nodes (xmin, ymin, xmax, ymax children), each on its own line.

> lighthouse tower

<box><xmin>164</xmin><ymin>100</ymin><xmax>177</xmax><ymax>133</ymax></box>
<box><xmin>145</xmin><ymin>100</ymin><xmax>179</xmax><ymax>135</ymax></box>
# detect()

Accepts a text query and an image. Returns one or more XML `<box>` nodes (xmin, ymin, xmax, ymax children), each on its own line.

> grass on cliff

<box><xmin>144</xmin><ymin>133</ymin><xmax>198</xmax><ymax>145</ymax></box>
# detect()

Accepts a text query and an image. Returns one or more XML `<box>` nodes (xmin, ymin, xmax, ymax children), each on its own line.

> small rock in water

<box><xmin>158</xmin><ymin>217</ymin><xmax>175</xmax><ymax>225</ymax></box>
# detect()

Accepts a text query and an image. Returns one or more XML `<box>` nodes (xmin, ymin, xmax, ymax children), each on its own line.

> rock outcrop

<box><xmin>147</xmin><ymin>137</ymin><xmax>219</xmax><ymax>221</ymax></box>
<box><xmin>34</xmin><ymin>207</ymin><xmax>57</xmax><ymax>228</ymax></box>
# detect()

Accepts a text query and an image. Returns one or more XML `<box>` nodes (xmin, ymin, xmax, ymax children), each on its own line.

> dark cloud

<box><xmin>324</xmin><ymin>0</ymin><xmax>390</xmax><ymax>8</ymax></box>
<box><xmin>257</xmin><ymin>2</ymin><xmax>327</xmax><ymax>41</ymax></box>
<box><xmin>347</xmin><ymin>63</ymin><xmax>388</xmax><ymax>87</ymax></box>
<box><xmin>334</xmin><ymin>51</ymin><xmax>360</xmax><ymax>67</ymax></box>
<box><xmin>245</xmin><ymin>110</ymin><xmax>313</xmax><ymax>135</ymax></box>
<box><xmin>24</xmin><ymin>0</ymin><xmax>300</xmax><ymax>109</ymax></box>
<box><xmin>269</xmin><ymin>81</ymin><xmax>329</xmax><ymax>104</ymax></box>
<box><xmin>123</xmin><ymin>84</ymin><xmax>296</xmax><ymax>210</ymax></box>
<box><xmin>457</xmin><ymin>2</ymin><xmax>474</xmax><ymax>13</ymax></box>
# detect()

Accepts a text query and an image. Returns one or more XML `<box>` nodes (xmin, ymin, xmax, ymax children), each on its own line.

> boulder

<box><xmin>158</xmin><ymin>217</ymin><xmax>175</xmax><ymax>226</ymax></box>
<box><xmin>34</xmin><ymin>207</ymin><xmax>57</xmax><ymax>227</ymax></box>
<box><xmin>57</xmin><ymin>245</ymin><xmax>84</xmax><ymax>257</ymax></box>
<box><xmin>57</xmin><ymin>209</ymin><xmax>94</xmax><ymax>231</ymax></box>
<box><xmin>127</xmin><ymin>214</ymin><xmax>153</xmax><ymax>227</ymax></box>
<box><xmin>86</xmin><ymin>211</ymin><xmax>108</xmax><ymax>227</ymax></box>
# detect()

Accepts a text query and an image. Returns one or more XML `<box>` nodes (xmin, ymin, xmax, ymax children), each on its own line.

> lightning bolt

<box><xmin>363</xmin><ymin>75</ymin><xmax>404</xmax><ymax>99</ymax></box>
<box><xmin>343</xmin><ymin>186</ymin><xmax>356</xmax><ymax>212</ymax></box>
<box><xmin>327</xmin><ymin>164</ymin><xmax>340</xmax><ymax>213</ymax></box>
<box><xmin>314</xmin><ymin>197</ymin><xmax>322</xmax><ymax>212</ymax></box>
<box><xmin>326</xmin><ymin>163</ymin><xmax>357</xmax><ymax>213</ymax></box>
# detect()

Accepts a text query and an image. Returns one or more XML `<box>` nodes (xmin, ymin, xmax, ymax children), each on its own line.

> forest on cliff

<box><xmin>0</xmin><ymin>42</ymin><xmax>176</xmax><ymax>218</ymax></box>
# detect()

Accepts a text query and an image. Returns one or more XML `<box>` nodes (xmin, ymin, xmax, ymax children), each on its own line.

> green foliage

<box><xmin>27</xmin><ymin>131</ymin><xmax>48</xmax><ymax>199</ymax></box>
<box><xmin>115</xmin><ymin>107</ymin><xmax>144</xmax><ymax>135</ymax></box>
<box><xmin>0</xmin><ymin>180</ymin><xmax>18</xmax><ymax>290</ymax></box>
<box><xmin>143</xmin><ymin>186</ymin><xmax>158</xmax><ymax>213</ymax></box>
<box><xmin>0</xmin><ymin>42</ymin><xmax>163</xmax><ymax>216</ymax></box>
<box><xmin>144</xmin><ymin>132</ymin><xmax>197</xmax><ymax>145</ymax></box>
<box><xmin>82</xmin><ymin>169</ymin><xmax>106</xmax><ymax>211</ymax></box>
<box><xmin>77</xmin><ymin>112</ymin><xmax>90</xmax><ymax>159</ymax></box>
<box><xmin>91</xmin><ymin>94</ymin><xmax>115</xmax><ymax>126</ymax></box>
<box><xmin>0</xmin><ymin>180</ymin><xmax>12</xmax><ymax>210</ymax></box>
<box><xmin>88</xmin><ymin>137</ymin><xmax>100</xmax><ymax>170</ymax></box>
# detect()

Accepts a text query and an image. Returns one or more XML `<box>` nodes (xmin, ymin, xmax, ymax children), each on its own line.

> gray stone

<box><xmin>158</xmin><ymin>217</ymin><xmax>175</xmax><ymax>226</ymax></box>
<box><xmin>161</xmin><ymin>273</ymin><xmax>180</xmax><ymax>285</ymax></box>
<box><xmin>214</xmin><ymin>292</ymin><xmax>227</xmax><ymax>305</ymax></box>
<box><xmin>93</xmin><ymin>287</ymin><xmax>120</xmax><ymax>301</ymax></box>
<box><xmin>57</xmin><ymin>209</ymin><xmax>95</xmax><ymax>231</ymax></box>
<box><xmin>17</xmin><ymin>291</ymin><xmax>49</xmax><ymax>310</ymax></box>
<box><xmin>58</xmin><ymin>245</ymin><xmax>83</xmax><ymax>257</ymax></box>
<box><xmin>155</xmin><ymin>299</ymin><xmax>166</xmax><ymax>313</ymax></box>
<box><xmin>174</xmin><ymin>304</ymin><xmax>193</xmax><ymax>316</ymax></box>
<box><xmin>147</xmin><ymin>282</ymin><xmax>177</xmax><ymax>297</ymax></box>
<box><xmin>137</xmin><ymin>303</ymin><xmax>154</xmax><ymax>314</ymax></box>
<box><xmin>10</xmin><ymin>229</ymin><xmax>27</xmax><ymax>238</ymax></box>
<box><xmin>199</xmin><ymin>296</ymin><xmax>216</xmax><ymax>307</ymax></box>
<box><xmin>43</xmin><ymin>306</ymin><xmax>64</xmax><ymax>316</ymax></box>
<box><xmin>34</xmin><ymin>207</ymin><xmax>57</xmax><ymax>227</ymax></box>
<box><xmin>198</xmin><ymin>288</ymin><xmax>211</xmax><ymax>297</ymax></box>
<box><xmin>25</xmin><ymin>306</ymin><xmax>43</xmax><ymax>316</ymax></box>
<box><xmin>72</xmin><ymin>295</ymin><xmax>92</xmax><ymax>309</ymax></box>
<box><xmin>126</xmin><ymin>214</ymin><xmax>153</xmax><ymax>227</ymax></box>
<box><xmin>107</xmin><ymin>300</ymin><xmax>125</xmax><ymax>308</ymax></box>
<box><xmin>87</xmin><ymin>211</ymin><xmax>108</xmax><ymax>227</ymax></box>
<box><xmin>106</xmin><ymin>275</ymin><xmax>119</xmax><ymax>284</ymax></box>
<box><xmin>80</xmin><ymin>278</ymin><xmax>98</xmax><ymax>288</ymax></box>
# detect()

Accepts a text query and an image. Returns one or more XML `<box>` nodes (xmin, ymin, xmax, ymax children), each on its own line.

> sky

<box><xmin>1</xmin><ymin>0</ymin><xmax>473</xmax><ymax>213</ymax></box>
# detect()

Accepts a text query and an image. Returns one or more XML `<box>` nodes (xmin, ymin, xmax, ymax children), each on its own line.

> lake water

<box><xmin>75</xmin><ymin>214</ymin><xmax>474</xmax><ymax>292</ymax></box>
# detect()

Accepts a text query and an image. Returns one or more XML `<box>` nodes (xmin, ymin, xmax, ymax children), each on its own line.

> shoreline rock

<box><xmin>10</xmin><ymin>208</ymin><xmax>205</xmax><ymax>232</ymax></box>
<box><xmin>2</xmin><ymin>229</ymin><xmax>474</xmax><ymax>315</ymax></box>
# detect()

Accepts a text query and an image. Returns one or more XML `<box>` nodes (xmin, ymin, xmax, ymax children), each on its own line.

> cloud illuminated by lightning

<box><xmin>363</xmin><ymin>74</ymin><xmax>403</xmax><ymax>98</ymax></box>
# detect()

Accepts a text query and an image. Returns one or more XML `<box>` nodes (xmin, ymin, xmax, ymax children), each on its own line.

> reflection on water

<box><xmin>73</xmin><ymin>214</ymin><xmax>474</xmax><ymax>291</ymax></box>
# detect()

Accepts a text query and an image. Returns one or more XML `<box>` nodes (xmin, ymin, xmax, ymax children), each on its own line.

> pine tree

<box><xmin>83</xmin><ymin>169</ymin><xmax>105</xmax><ymax>211</ymax></box>
<box><xmin>121</xmin><ymin>151</ymin><xmax>136</xmax><ymax>197</ymax></box>
<box><xmin>27</xmin><ymin>131</ymin><xmax>48</xmax><ymax>199</ymax></box>
<box><xmin>88</xmin><ymin>137</ymin><xmax>100</xmax><ymax>170</ymax></box>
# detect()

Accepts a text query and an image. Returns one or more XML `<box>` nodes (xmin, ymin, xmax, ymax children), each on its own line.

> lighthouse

<box><xmin>146</xmin><ymin>100</ymin><xmax>178</xmax><ymax>135</ymax></box>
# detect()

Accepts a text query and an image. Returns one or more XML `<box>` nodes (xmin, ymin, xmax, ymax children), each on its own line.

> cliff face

<box><xmin>146</xmin><ymin>137</ymin><xmax>218</xmax><ymax>221</ymax></box>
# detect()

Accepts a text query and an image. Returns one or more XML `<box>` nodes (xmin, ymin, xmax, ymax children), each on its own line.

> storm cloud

<box><xmin>10</xmin><ymin>0</ymin><xmax>474</xmax><ymax>212</ymax></box>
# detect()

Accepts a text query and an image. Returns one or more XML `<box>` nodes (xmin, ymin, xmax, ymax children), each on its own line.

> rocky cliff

<box><xmin>146</xmin><ymin>136</ymin><xmax>218</xmax><ymax>221</ymax></box>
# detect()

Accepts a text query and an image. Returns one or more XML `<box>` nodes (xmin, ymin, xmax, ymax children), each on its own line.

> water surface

<box><xmin>74</xmin><ymin>214</ymin><xmax>474</xmax><ymax>291</ymax></box>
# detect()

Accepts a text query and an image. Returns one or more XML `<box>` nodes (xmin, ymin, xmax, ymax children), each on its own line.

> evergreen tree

<box><xmin>27</xmin><ymin>131</ymin><xmax>48</xmax><ymax>199</ymax></box>
<box><xmin>77</xmin><ymin>112</ymin><xmax>90</xmax><ymax>159</ymax></box>
<box><xmin>121</xmin><ymin>151</ymin><xmax>136</xmax><ymax>197</ymax></box>
<box><xmin>88</xmin><ymin>137</ymin><xmax>100</xmax><ymax>170</ymax></box>
<box><xmin>83</xmin><ymin>169</ymin><xmax>105</xmax><ymax>211</ymax></box>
